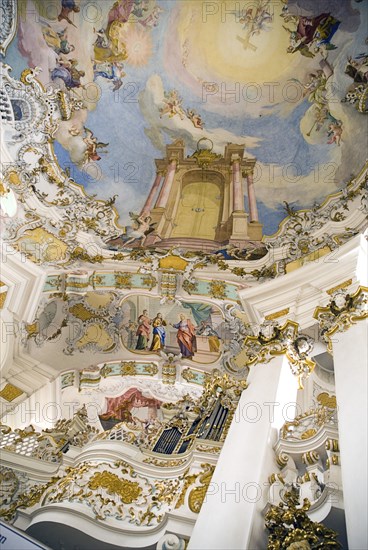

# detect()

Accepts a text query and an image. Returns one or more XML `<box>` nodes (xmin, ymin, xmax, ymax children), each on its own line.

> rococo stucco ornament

<box><xmin>314</xmin><ymin>285</ymin><xmax>368</xmax><ymax>352</ymax></box>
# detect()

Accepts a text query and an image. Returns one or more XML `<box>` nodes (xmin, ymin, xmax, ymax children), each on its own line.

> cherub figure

<box><xmin>159</xmin><ymin>90</ymin><xmax>186</xmax><ymax>120</ymax></box>
<box><xmin>140</xmin><ymin>5</ymin><xmax>164</xmax><ymax>28</ymax></box>
<box><xmin>186</xmin><ymin>109</ymin><xmax>204</xmax><ymax>129</ymax></box>
<box><xmin>327</xmin><ymin>121</ymin><xmax>342</xmax><ymax>146</ymax></box>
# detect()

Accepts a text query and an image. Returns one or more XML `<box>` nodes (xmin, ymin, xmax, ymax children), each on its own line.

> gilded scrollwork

<box><xmin>0</xmin><ymin>476</ymin><xmax>58</xmax><ymax>523</ymax></box>
<box><xmin>223</xmin><ymin>313</ymin><xmax>316</xmax><ymax>388</ymax></box>
<box><xmin>87</xmin><ymin>471</ymin><xmax>142</xmax><ymax>504</ymax></box>
<box><xmin>188</xmin><ymin>463</ymin><xmax>215</xmax><ymax>514</ymax></box>
<box><xmin>143</xmin><ymin>457</ymin><xmax>187</xmax><ymax>468</ymax></box>
<box><xmin>195</xmin><ymin>444</ymin><xmax>221</xmax><ymax>454</ymax></box>
<box><xmin>265</xmin><ymin>492</ymin><xmax>341</xmax><ymax>549</ymax></box>
<box><xmin>264</xmin><ymin>168</ymin><xmax>367</xmax><ymax>276</ymax></box>
<box><xmin>200</xmin><ymin>370</ymin><xmax>247</xmax><ymax>413</ymax></box>
<box><xmin>175</xmin><ymin>473</ymin><xmax>199</xmax><ymax>509</ymax></box>
<box><xmin>280</xmin><ymin>405</ymin><xmax>337</xmax><ymax>441</ymax></box>
<box><xmin>0</xmin><ymin>468</ymin><xmax>28</xmax><ymax>508</ymax></box>
<box><xmin>42</xmin><ymin>460</ymin><xmax>185</xmax><ymax>526</ymax></box>
<box><xmin>314</xmin><ymin>285</ymin><xmax>368</xmax><ymax>352</ymax></box>
<box><xmin>209</xmin><ymin>280</ymin><xmax>227</xmax><ymax>300</ymax></box>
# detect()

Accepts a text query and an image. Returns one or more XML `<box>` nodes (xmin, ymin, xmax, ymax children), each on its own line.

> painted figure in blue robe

<box><xmin>58</xmin><ymin>0</ymin><xmax>80</xmax><ymax>27</ymax></box>
<box><xmin>150</xmin><ymin>313</ymin><xmax>166</xmax><ymax>351</ymax></box>
<box><xmin>94</xmin><ymin>62</ymin><xmax>126</xmax><ymax>91</ymax></box>
<box><xmin>51</xmin><ymin>60</ymin><xmax>85</xmax><ymax>89</ymax></box>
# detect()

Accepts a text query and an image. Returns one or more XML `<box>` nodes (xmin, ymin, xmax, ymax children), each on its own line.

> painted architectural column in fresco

<box><xmin>232</xmin><ymin>157</ymin><xmax>244</xmax><ymax>212</ymax></box>
<box><xmin>141</xmin><ymin>171</ymin><xmax>164</xmax><ymax>215</ymax></box>
<box><xmin>188</xmin><ymin>355</ymin><xmax>298</xmax><ymax>550</ymax></box>
<box><xmin>155</xmin><ymin>159</ymin><xmax>177</xmax><ymax>209</ymax></box>
<box><xmin>331</xmin><ymin>319</ymin><xmax>368</xmax><ymax>550</ymax></box>
<box><xmin>245</xmin><ymin>171</ymin><xmax>259</xmax><ymax>223</ymax></box>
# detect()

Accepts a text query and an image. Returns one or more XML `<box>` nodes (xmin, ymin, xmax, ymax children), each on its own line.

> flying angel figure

<box><xmin>236</xmin><ymin>0</ymin><xmax>273</xmax><ymax>50</ymax></box>
<box><xmin>82</xmin><ymin>127</ymin><xmax>109</xmax><ymax>164</ymax></box>
<box><xmin>105</xmin><ymin>211</ymin><xmax>157</xmax><ymax>250</ymax></box>
<box><xmin>58</xmin><ymin>0</ymin><xmax>80</xmax><ymax>28</ymax></box>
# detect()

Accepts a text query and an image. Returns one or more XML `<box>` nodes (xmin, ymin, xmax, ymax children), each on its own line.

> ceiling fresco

<box><xmin>2</xmin><ymin>0</ymin><xmax>367</xmax><ymax>252</ymax></box>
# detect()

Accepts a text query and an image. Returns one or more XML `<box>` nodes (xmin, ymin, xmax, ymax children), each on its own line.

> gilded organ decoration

<box><xmin>0</xmin><ymin>407</ymin><xmax>97</xmax><ymax>463</ymax></box>
<box><xmin>87</xmin><ymin>471</ymin><xmax>142</xmax><ymax>504</ymax></box>
<box><xmin>92</xmin><ymin>371</ymin><xmax>246</xmax><ymax>457</ymax></box>
<box><xmin>0</xmin><ymin>477</ymin><xmax>57</xmax><ymax>523</ymax></box>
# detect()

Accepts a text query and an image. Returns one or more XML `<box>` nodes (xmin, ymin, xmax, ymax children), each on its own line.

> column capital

<box><xmin>232</xmin><ymin>318</ymin><xmax>315</xmax><ymax>389</ymax></box>
<box><xmin>242</xmin><ymin>168</ymin><xmax>254</xmax><ymax>178</ymax></box>
<box><xmin>230</xmin><ymin>154</ymin><xmax>241</xmax><ymax>165</ymax></box>
<box><xmin>313</xmin><ymin>285</ymin><xmax>368</xmax><ymax>352</ymax></box>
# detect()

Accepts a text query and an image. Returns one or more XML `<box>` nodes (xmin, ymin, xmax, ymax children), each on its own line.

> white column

<box><xmin>188</xmin><ymin>355</ymin><xmax>298</xmax><ymax>550</ymax></box>
<box><xmin>246</xmin><ymin>172</ymin><xmax>259</xmax><ymax>222</ymax></box>
<box><xmin>331</xmin><ymin>319</ymin><xmax>368</xmax><ymax>550</ymax></box>
<box><xmin>155</xmin><ymin>160</ymin><xmax>176</xmax><ymax>208</ymax></box>
<box><xmin>141</xmin><ymin>172</ymin><xmax>163</xmax><ymax>215</ymax></box>
<box><xmin>232</xmin><ymin>159</ymin><xmax>243</xmax><ymax>212</ymax></box>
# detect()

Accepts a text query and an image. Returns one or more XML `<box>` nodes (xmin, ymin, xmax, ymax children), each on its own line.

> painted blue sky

<box><xmin>5</xmin><ymin>0</ymin><xmax>368</xmax><ymax>236</ymax></box>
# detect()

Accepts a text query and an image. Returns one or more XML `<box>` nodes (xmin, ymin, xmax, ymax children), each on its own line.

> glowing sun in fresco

<box><xmin>122</xmin><ymin>26</ymin><xmax>153</xmax><ymax>67</ymax></box>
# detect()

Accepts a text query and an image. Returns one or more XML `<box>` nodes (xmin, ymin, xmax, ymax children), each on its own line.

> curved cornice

<box><xmin>237</xmin><ymin>234</ymin><xmax>367</xmax><ymax>327</ymax></box>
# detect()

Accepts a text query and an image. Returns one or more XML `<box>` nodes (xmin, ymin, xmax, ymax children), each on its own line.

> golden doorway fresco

<box><xmin>120</xmin><ymin>296</ymin><xmax>229</xmax><ymax>364</ymax></box>
<box><xmin>171</xmin><ymin>180</ymin><xmax>222</xmax><ymax>240</ymax></box>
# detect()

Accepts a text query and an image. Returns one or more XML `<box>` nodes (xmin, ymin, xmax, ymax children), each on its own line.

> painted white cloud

<box><xmin>139</xmin><ymin>74</ymin><xmax>262</xmax><ymax>155</ymax></box>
